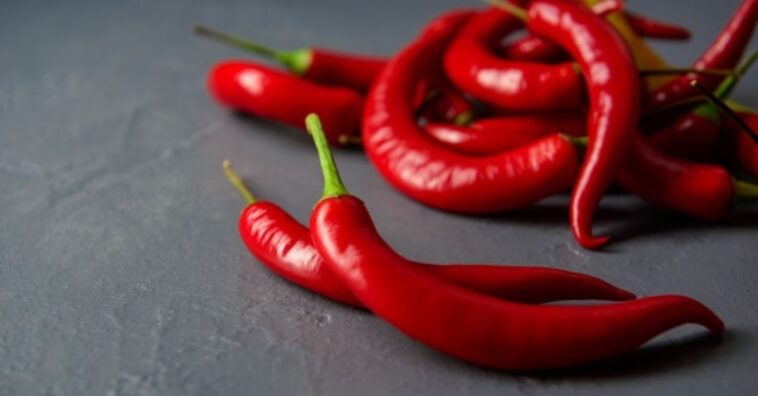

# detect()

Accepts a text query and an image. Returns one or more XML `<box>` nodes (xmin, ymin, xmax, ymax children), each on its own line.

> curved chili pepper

<box><xmin>363</xmin><ymin>10</ymin><xmax>580</xmax><ymax>213</ymax></box>
<box><xmin>424</xmin><ymin>112</ymin><xmax>586</xmax><ymax>156</ymax></box>
<box><xmin>195</xmin><ymin>25</ymin><xmax>384</xmax><ymax>92</ymax></box>
<box><xmin>306</xmin><ymin>113</ymin><xmax>723</xmax><ymax>371</ymax></box>
<box><xmin>646</xmin><ymin>0</ymin><xmax>758</xmax><ymax>109</ymax></box>
<box><xmin>223</xmin><ymin>162</ymin><xmax>634</xmax><ymax>307</ymax></box>
<box><xmin>624</xmin><ymin>11</ymin><xmax>691</xmax><ymax>40</ymax></box>
<box><xmin>208</xmin><ymin>60</ymin><xmax>362</xmax><ymax>146</ymax></box>
<box><xmin>496</xmin><ymin>0</ymin><xmax>640</xmax><ymax>249</ymax></box>
<box><xmin>444</xmin><ymin>8</ymin><xmax>584</xmax><ymax>111</ymax></box>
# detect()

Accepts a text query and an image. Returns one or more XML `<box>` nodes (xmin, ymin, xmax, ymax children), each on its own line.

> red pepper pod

<box><xmin>646</xmin><ymin>0</ymin><xmax>758</xmax><ymax>109</ymax></box>
<box><xmin>522</xmin><ymin>0</ymin><xmax>640</xmax><ymax>249</ymax></box>
<box><xmin>238</xmin><ymin>201</ymin><xmax>634</xmax><ymax>306</ymax></box>
<box><xmin>303</xmin><ymin>49</ymin><xmax>386</xmax><ymax>92</ymax></box>
<box><xmin>618</xmin><ymin>136</ymin><xmax>735</xmax><ymax>220</ymax></box>
<box><xmin>724</xmin><ymin>111</ymin><xmax>758</xmax><ymax>178</ymax></box>
<box><xmin>363</xmin><ymin>10</ymin><xmax>580</xmax><ymax>213</ymax></box>
<box><xmin>310</xmin><ymin>196</ymin><xmax>723</xmax><ymax>371</ymax></box>
<box><xmin>424</xmin><ymin>112</ymin><xmax>586</xmax><ymax>156</ymax></box>
<box><xmin>444</xmin><ymin>8</ymin><xmax>584</xmax><ymax>111</ymax></box>
<box><xmin>623</xmin><ymin>11</ymin><xmax>692</xmax><ymax>40</ymax></box>
<box><xmin>646</xmin><ymin>113</ymin><xmax>721</xmax><ymax>160</ymax></box>
<box><xmin>208</xmin><ymin>60</ymin><xmax>363</xmax><ymax>145</ymax></box>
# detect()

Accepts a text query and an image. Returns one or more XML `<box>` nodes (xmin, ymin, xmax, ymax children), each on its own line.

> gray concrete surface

<box><xmin>1</xmin><ymin>0</ymin><xmax>757</xmax><ymax>394</ymax></box>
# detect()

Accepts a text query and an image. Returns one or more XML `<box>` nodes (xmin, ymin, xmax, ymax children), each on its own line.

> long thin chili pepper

<box><xmin>424</xmin><ymin>112</ymin><xmax>586</xmax><ymax>156</ymax></box>
<box><xmin>223</xmin><ymin>161</ymin><xmax>634</xmax><ymax>306</ymax></box>
<box><xmin>195</xmin><ymin>25</ymin><xmax>385</xmax><ymax>92</ymax></box>
<box><xmin>208</xmin><ymin>60</ymin><xmax>363</xmax><ymax>146</ymax></box>
<box><xmin>646</xmin><ymin>0</ymin><xmax>758</xmax><ymax>109</ymax></box>
<box><xmin>362</xmin><ymin>10</ymin><xmax>581</xmax><ymax>213</ymax></box>
<box><xmin>306</xmin><ymin>113</ymin><xmax>723</xmax><ymax>371</ymax></box>
<box><xmin>494</xmin><ymin>0</ymin><xmax>640</xmax><ymax>249</ymax></box>
<box><xmin>624</xmin><ymin>11</ymin><xmax>692</xmax><ymax>40</ymax></box>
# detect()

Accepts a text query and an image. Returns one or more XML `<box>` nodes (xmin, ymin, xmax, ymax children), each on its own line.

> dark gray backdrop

<box><xmin>1</xmin><ymin>0</ymin><xmax>757</xmax><ymax>394</ymax></box>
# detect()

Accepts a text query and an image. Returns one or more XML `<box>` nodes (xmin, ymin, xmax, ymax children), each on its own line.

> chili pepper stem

<box><xmin>454</xmin><ymin>110</ymin><xmax>474</xmax><ymax>126</ymax></box>
<box><xmin>733</xmin><ymin>178</ymin><xmax>758</xmax><ymax>200</ymax></box>
<box><xmin>193</xmin><ymin>25</ymin><xmax>311</xmax><ymax>75</ymax></box>
<box><xmin>561</xmin><ymin>134</ymin><xmax>589</xmax><ymax>147</ymax></box>
<box><xmin>484</xmin><ymin>0</ymin><xmax>527</xmax><ymax>21</ymax></box>
<box><xmin>223</xmin><ymin>160</ymin><xmax>256</xmax><ymax>204</ymax></box>
<box><xmin>306</xmin><ymin>114</ymin><xmax>349</xmax><ymax>199</ymax></box>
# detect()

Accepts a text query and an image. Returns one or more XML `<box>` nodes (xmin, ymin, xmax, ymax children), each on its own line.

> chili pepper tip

<box><xmin>305</xmin><ymin>114</ymin><xmax>349</xmax><ymax>199</ymax></box>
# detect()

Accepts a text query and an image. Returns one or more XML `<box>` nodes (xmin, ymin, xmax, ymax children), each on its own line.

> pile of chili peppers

<box><xmin>199</xmin><ymin>0</ymin><xmax>758</xmax><ymax>371</ymax></box>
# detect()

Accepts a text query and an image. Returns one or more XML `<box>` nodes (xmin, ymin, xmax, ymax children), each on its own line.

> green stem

<box><xmin>561</xmin><ymin>134</ymin><xmax>589</xmax><ymax>147</ymax></box>
<box><xmin>306</xmin><ymin>114</ymin><xmax>349</xmax><ymax>199</ymax></box>
<box><xmin>733</xmin><ymin>178</ymin><xmax>758</xmax><ymax>200</ymax></box>
<box><xmin>193</xmin><ymin>25</ymin><xmax>312</xmax><ymax>75</ymax></box>
<box><xmin>484</xmin><ymin>0</ymin><xmax>528</xmax><ymax>21</ymax></box>
<box><xmin>223</xmin><ymin>160</ymin><xmax>256</xmax><ymax>204</ymax></box>
<box><xmin>712</xmin><ymin>49</ymin><xmax>758</xmax><ymax>99</ymax></box>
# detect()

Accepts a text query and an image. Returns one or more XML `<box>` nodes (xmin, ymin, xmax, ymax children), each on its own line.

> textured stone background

<box><xmin>1</xmin><ymin>0</ymin><xmax>757</xmax><ymax>394</ymax></box>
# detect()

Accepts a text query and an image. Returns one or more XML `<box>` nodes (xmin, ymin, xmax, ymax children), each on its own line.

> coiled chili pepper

<box><xmin>444</xmin><ymin>8</ymin><xmax>584</xmax><ymax>111</ymax></box>
<box><xmin>195</xmin><ymin>25</ymin><xmax>385</xmax><ymax>92</ymax></box>
<box><xmin>494</xmin><ymin>0</ymin><xmax>640</xmax><ymax>249</ymax></box>
<box><xmin>306</xmin><ymin>113</ymin><xmax>723</xmax><ymax>371</ymax></box>
<box><xmin>222</xmin><ymin>161</ymin><xmax>634</xmax><ymax>307</ymax></box>
<box><xmin>646</xmin><ymin>0</ymin><xmax>758</xmax><ymax>109</ymax></box>
<box><xmin>362</xmin><ymin>10</ymin><xmax>581</xmax><ymax>213</ymax></box>
<box><xmin>424</xmin><ymin>112</ymin><xmax>586</xmax><ymax>156</ymax></box>
<box><xmin>208</xmin><ymin>60</ymin><xmax>363</xmax><ymax>146</ymax></box>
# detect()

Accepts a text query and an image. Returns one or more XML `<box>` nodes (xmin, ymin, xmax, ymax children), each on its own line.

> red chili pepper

<box><xmin>495</xmin><ymin>0</ymin><xmax>640</xmax><ymax>249</ymax></box>
<box><xmin>646</xmin><ymin>0</ymin><xmax>758</xmax><ymax>109</ymax></box>
<box><xmin>646</xmin><ymin>51</ymin><xmax>758</xmax><ymax>159</ymax></box>
<box><xmin>424</xmin><ymin>112</ymin><xmax>586</xmax><ymax>156</ymax></box>
<box><xmin>730</xmin><ymin>111</ymin><xmax>758</xmax><ymax>178</ymax></box>
<box><xmin>624</xmin><ymin>11</ymin><xmax>692</xmax><ymax>40</ymax></box>
<box><xmin>363</xmin><ymin>10</ymin><xmax>581</xmax><ymax>213</ymax></box>
<box><xmin>306</xmin><ymin>113</ymin><xmax>723</xmax><ymax>371</ymax></box>
<box><xmin>444</xmin><ymin>8</ymin><xmax>584</xmax><ymax>111</ymax></box>
<box><xmin>223</xmin><ymin>161</ymin><xmax>635</xmax><ymax>307</ymax></box>
<box><xmin>195</xmin><ymin>25</ymin><xmax>385</xmax><ymax>92</ymax></box>
<box><xmin>208</xmin><ymin>60</ymin><xmax>362</xmax><ymax>146</ymax></box>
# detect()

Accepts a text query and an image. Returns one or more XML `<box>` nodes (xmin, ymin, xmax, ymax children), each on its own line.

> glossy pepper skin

<box><xmin>424</xmin><ymin>112</ymin><xmax>586</xmax><ymax>156</ymax></box>
<box><xmin>208</xmin><ymin>60</ymin><xmax>363</xmax><ymax>146</ymax></box>
<box><xmin>362</xmin><ymin>10</ymin><xmax>580</xmax><ymax>213</ymax></box>
<box><xmin>312</xmin><ymin>196</ymin><xmax>723</xmax><ymax>370</ymax></box>
<box><xmin>306</xmin><ymin>112</ymin><xmax>723</xmax><ymax>371</ymax></box>
<box><xmin>646</xmin><ymin>0</ymin><xmax>758</xmax><ymax>109</ymax></box>
<box><xmin>522</xmin><ymin>0</ymin><xmax>640</xmax><ymax>249</ymax></box>
<box><xmin>724</xmin><ymin>111</ymin><xmax>758</xmax><ymax>178</ymax></box>
<box><xmin>444</xmin><ymin>8</ymin><xmax>585</xmax><ymax>111</ymax></box>
<box><xmin>238</xmin><ymin>201</ymin><xmax>635</xmax><ymax>307</ymax></box>
<box><xmin>618</xmin><ymin>135</ymin><xmax>737</xmax><ymax>220</ymax></box>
